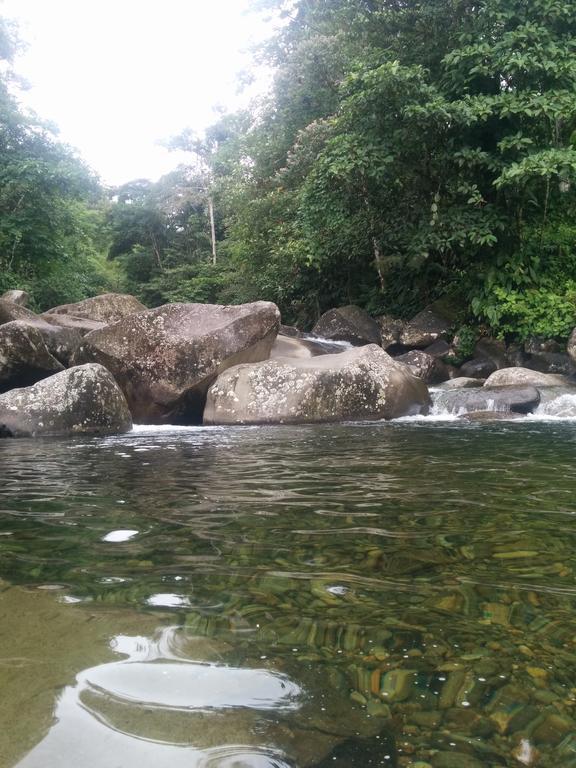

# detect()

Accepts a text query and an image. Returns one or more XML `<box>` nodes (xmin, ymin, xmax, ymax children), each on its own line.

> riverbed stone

<box><xmin>433</xmin><ymin>386</ymin><xmax>541</xmax><ymax>415</ymax></box>
<box><xmin>395</xmin><ymin>350</ymin><xmax>450</xmax><ymax>385</ymax></box>
<box><xmin>73</xmin><ymin>301</ymin><xmax>280</xmax><ymax>424</ymax></box>
<box><xmin>0</xmin><ymin>289</ymin><xmax>29</xmax><ymax>306</ymax></box>
<box><xmin>439</xmin><ymin>377</ymin><xmax>485</xmax><ymax>390</ymax></box>
<box><xmin>459</xmin><ymin>357</ymin><xmax>497</xmax><ymax>379</ymax></box>
<box><xmin>400</xmin><ymin>309</ymin><xmax>450</xmax><ymax>349</ymax></box>
<box><xmin>312</xmin><ymin>306</ymin><xmax>381</xmax><ymax>346</ymax></box>
<box><xmin>204</xmin><ymin>344</ymin><xmax>430</xmax><ymax>425</ymax></box>
<box><xmin>377</xmin><ymin>314</ymin><xmax>404</xmax><ymax>351</ymax></box>
<box><xmin>0</xmin><ymin>321</ymin><xmax>64</xmax><ymax>393</ymax></box>
<box><xmin>0</xmin><ymin>299</ymin><xmax>82</xmax><ymax>365</ymax></box>
<box><xmin>0</xmin><ymin>363</ymin><xmax>132</xmax><ymax>437</ymax></box>
<box><xmin>271</xmin><ymin>334</ymin><xmax>347</xmax><ymax>359</ymax></box>
<box><xmin>484</xmin><ymin>367</ymin><xmax>568</xmax><ymax>388</ymax></box>
<box><xmin>41</xmin><ymin>312</ymin><xmax>107</xmax><ymax>336</ymax></box>
<box><xmin>47</xmin><ymin>292</ymin><xmax>146</xmax><ymax>324</ymax></box>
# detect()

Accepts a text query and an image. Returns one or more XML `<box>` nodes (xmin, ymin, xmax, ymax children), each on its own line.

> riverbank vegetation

<box><xmin>2</xmin><ymin>1</ymin><xmax>576</xmax><ymax>340</ymax></box>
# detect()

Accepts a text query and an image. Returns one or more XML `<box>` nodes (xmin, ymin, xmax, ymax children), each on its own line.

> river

<box><xmin>1</xmin><ymin>413</ymin><xmax>576</xmax><ymax>767</ymax></box>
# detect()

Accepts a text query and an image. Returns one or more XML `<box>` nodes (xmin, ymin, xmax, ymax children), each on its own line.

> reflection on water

<box><xmin>1</xmin><ymin>421</ymin><xmax>576</xmax><ymax>766</ymax></box>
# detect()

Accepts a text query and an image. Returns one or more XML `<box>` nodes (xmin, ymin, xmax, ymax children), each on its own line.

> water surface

<box><xmin>1</xmin><ymin>420</ymin><xmax>576</xmax><ymax>767</ymax></box>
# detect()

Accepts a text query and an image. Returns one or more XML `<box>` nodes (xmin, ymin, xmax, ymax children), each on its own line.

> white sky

<box><xmin>2</xmin><ymin>0</ymin><xmax>273</xmax><ymax>186</ymax></box>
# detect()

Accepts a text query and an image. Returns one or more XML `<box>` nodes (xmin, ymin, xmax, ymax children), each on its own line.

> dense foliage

<box><xmin>112</xmin><ymin>0</ymin><xmax>576</xmax><ymax>338</ymax></box>
<box><xmin>3</xmin><ymin>1</ymin><xmax>576</xmax><ymax>340</ymax></box>
<box><xmin>0</xmin><ymin>19</ymin><xmax>118</xmax><ymax>310</ymax></box>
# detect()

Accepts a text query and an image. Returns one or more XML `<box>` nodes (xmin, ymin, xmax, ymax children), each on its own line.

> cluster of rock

<box><xmin>1</xmin><ymin>291</ymin><xmax>574</xmax><ymax>437</ymax></box>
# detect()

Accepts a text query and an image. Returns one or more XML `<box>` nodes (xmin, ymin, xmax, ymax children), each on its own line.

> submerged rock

<box><xmin>312</xmin><ymin>306</ymin><xmax>381</xmax><ymax>346</ymax></box>
<box><xmin>204</xmin><ymin>344</ymin><xmax>430</xmax><ymax>425</ymax></box>
<box><xmin>433</xmin><ymin>386</ymin><xmax>541</xmax><ymax>415</ymax></box>
<box><xmin>47</xmin><ymin>292</ymin><xmax>146</xmax><ymax>324</ymax></box>
<box><xmin>0</xmin><ymin>363</ymin><xmax>132</xmax><ymax>437</ymax></box>
<box><xmin>484</xmin><ymin>367</ymin><xmax>568</xmax><ymax>388</ymax></box>
<box><xmin>73</xmin><ymin>301</ymin><xmax>280</xmax><ymax>424</ymax></box>
<box><xmin>0</xmin><ymin>321</ymin><xmax>64</xmax><ymax>393</ymax></box>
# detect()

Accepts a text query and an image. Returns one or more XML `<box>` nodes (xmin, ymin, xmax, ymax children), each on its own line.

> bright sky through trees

<box><xmin>2</xmin><ymin>0</ymin><xmax>271</xmax><ymax>185</ymax></box>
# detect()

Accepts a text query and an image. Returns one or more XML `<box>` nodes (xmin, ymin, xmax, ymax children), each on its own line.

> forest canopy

<box><xmin>3</xmin><ymin>1</ymin><xmax>576</xmax><ymax>340</ymax></box>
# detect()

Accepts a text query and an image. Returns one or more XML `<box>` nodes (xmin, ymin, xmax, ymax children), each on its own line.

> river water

<box><xmin>1</xmin><ymin>416</ymin><xmax>576</xmax><ymax>767</ymax></box>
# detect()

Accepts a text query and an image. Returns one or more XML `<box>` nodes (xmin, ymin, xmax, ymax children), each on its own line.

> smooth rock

<box><xmin>474</xmin><ymin>337</ymin><xmax>508</xmax><ymax>369</ymax></box>
<box><xmin>279</xmin><ymin>324</ymin><xmax>305</xmax><ymax>338</ymax></box>
<box><xmin>312</xmin><ymin>306</ymin><xmax>381</xmax><ymax>346</ymax></box>
<box><xmin>0</xmin><ymin>299</ymin><xmax>81</xmax><ymax>365</ymax></box>
<box><xmin>73</xmin><ymin>301</ymin><xmax>280</xmax><ymax>424</ymax></box>
<box><xmin>204</xmin><ymin>344</ymin><xmax>430</xmax><ymax>425</ymax></box>
<box><xmin>0</xmin><ymin>289</ymin><xmax>29</xmax><ymax>306</ymax></box>
<box><xmin>0</xmin><ymin>321</ymin><xmax>63</xmax><ymax>393</ymax></box>
<box><xmin>400</xmin><ymin>309</ymin><xmax>450</xmax><ymax>349</ymax></box>
<box><xmin>433</xmin><ymin>386</ymin><xmax>541</xmax><ymax>415</ymax></box>
<box><xmin>395</xmin><ymin>350</ymin><xmax>450</xmax><ymax>385</ymax></box>
<box><xmin>271</xmin><ymin>334</ymin><xmax>347</xmax><ymax>359</ymax></box>
<box><xmin>0</xmin><ymin>363</ymin><xmax>132</xmax><ymax>437</ymax></box>
<box><xmin>459</xmin><ymin>357</ymin><xmax>497</xmax><ymax>379</ymax></box>
<box><xmin>460</xmin><ymin>410</ymin><xmax>526</xmax><ymax>422</ymax></box>
<box><xmin>439</xmin><ymin>377</ymin><xmax>485</xmax><ymax>390</ymax></box>
<box><xmin>47</xmin><ymin>293</ymin><xmax>146</xmax><ymax>325</ymax></box>
<box><xmin>484</xmin><ymin>367</ymin><xmax>568</xmax><ymax>388</ymax></box>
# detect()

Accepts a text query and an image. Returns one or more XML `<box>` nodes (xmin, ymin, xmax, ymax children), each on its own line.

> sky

<box><xmin>2</xmin><ymin>0</ymin><xmax>273</xmax><ymax>186</ymax></box>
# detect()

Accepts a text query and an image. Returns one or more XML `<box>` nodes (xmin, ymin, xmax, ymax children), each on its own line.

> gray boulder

<box><xmin>312</xmin><ymin>306</ymin><xmax>381</xmax><ymax>346</ymax></box>
<box><xmin>0</xmin><ymin>321</ymin><xmax>64</xmax><ymax>393</ymax></box>
<box><xmin>0</xmin><ymin>289</ymin><xmax>29</xmax><ymax>306</ymax></box>
<box><xmin>433</xmin><ymin>385</ymin><xmax>541</xmax><ymax>416</ymax></box>
<box><xmin>400</xmin><ymin>309</ymin><xmax>450</xmax><ymax>349</ymax></box>
<box><xmin>376</xmin><ymin>315</ymin><xmax>404</xmax><ymax>351</ymax></box>
<box><xmin>47</xmin><ymin>293</ymin><xmax>146</xmax><ymax>324</ymax></box>
<box><xmin>484</xmin><ymin>367</ymin><xmax>568</xmax><ymax>388</ymax></box>
<box><xmin>41</xmin><ymin>312</ymin><xmax>107</xmax><ymax>337</ymax></box>
<box><xmin>439</xmin><ymin>377</ymin><xmax>485</xmax><ymax>390</ymax></box>
<box><xmin>204</xmin><ymin>344</ymin><xmax>430</xmax><ymax>425</ymax></box>
<box><xmin>395</xmin><ymin>350</ymin><xmax>450</xmax><ymax>385</ymax></box>
<box><xmin>73</xmin><ymin>301</ymin><xmax>280</xmax><ymax>424</ymax></box>
<box><xmin>0</xmin><ymin>299</ymin><xmax>81</xmax><ymax>365</ymax></box>
<box><xmin>459</xmin><ymin>357</ymin><xmax>497</xmax><ymax>379</ymax></box>
<box><xmin>0</xmin><ymin>363</ymin><xmax>132</xmax><ymax>438</ymax></box>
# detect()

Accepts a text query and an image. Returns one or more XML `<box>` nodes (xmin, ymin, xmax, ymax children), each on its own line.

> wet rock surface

<box><xmin>204</xmin><ymin>344</ymin><xmax>430</xmax><ymax>425</ymax></box>
<box><xmin>0</xmin><ymin>320</ymin><xmax>64</xmax><ymax>393</ymax></box>
<box><xmin>73</xmin><ymin>301</ymin><xmax>280</xmax><ymax>424</ymax></box>
<box><xmin>0</xmin><ymin>363</ymin><xmax>132</xmax><ymax>437</ymax></box>
<box><xmin>484</xmin><ymin>367</ymin><xmax>569</xmax><ymax>388</ymax></box>
<box><xmin>312</xmin><ymin>306</ymin><xmax>382</xmax><ymax>346</ymax></box>
<box><xmin>433</xmin><ymin>385</ymin><xmax>541</xmax><ymax>415</ymax></box>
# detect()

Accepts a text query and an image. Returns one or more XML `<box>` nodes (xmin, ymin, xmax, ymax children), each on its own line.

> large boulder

<box><xmin>73</xmin><ymin>301</ymin><xmax>280</xmax><ymax>424</ymax></box>
<box><xmin>47</xmin><ymin>293</ymin><xmax>146</xmax><ymax>324</ymax></box>
<box><xmin>484</xmin><ymin>367</ymin><xmax>568</xmax><ymax>388</ymax></box>
<box><xmin>0</xmin><ymin>321</ymin><xmax>64</xmax><ymax>393</ymax></box>
<box><xmin>0</xmin><ymin>299</ymin><xmax>81</xmax><ymax>365</ymax></box>
<box><xmin>376</xmin><ymin>315</ymin><xmax>404</xmax><ymax>352</ymax></box>
<box><xmin>394</xmin><ymin>350</ymin><xmax>450</xmax><ymax>385</ymax></box>
<box><xmin>400</xmin><ymin>309</ymin><xmax>450</xmax><ymax>349</ymax></box>
<box><xmin>204</xmin><ymin>344</ymin><xmax>430</xmax><ymax>425</ymax></box>
<box><xmin>41</xmin><ymin>312</ymin><xmax>107</xmax><ymax>337</ymax></box>
<box><xmin>312</xmin><ymin>306</ymin><xmax>381</xmax><ymax>346</ymax></box>
<box><xmin>0</xmin><ymin>289</ymin><xmax>29</xmax><ymax>306</ymax></box>
<box><xmin>0</xmin><ymin>364</ymin><xmax>132</xmax><ymax>438</ymax></box>
<box><xmin>459</xmin><ymin>357</ymin><xmax>497</xmax><ymax>379</ymax></box>
<box><xmin>439</xmin><ymin>377</ymin><xmax>484</xmax><ymax>390</ymax></box>
<box><xmin>433</xmin><ymin>385</ymin><xmax>541</xmax><ymax>415</ymax></box>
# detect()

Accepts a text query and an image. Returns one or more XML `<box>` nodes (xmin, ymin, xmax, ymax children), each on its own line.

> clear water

<box><xmin>1</xmin><ymin>420</ymin><xmax>576</xmax><ymax>767</ymax></box>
